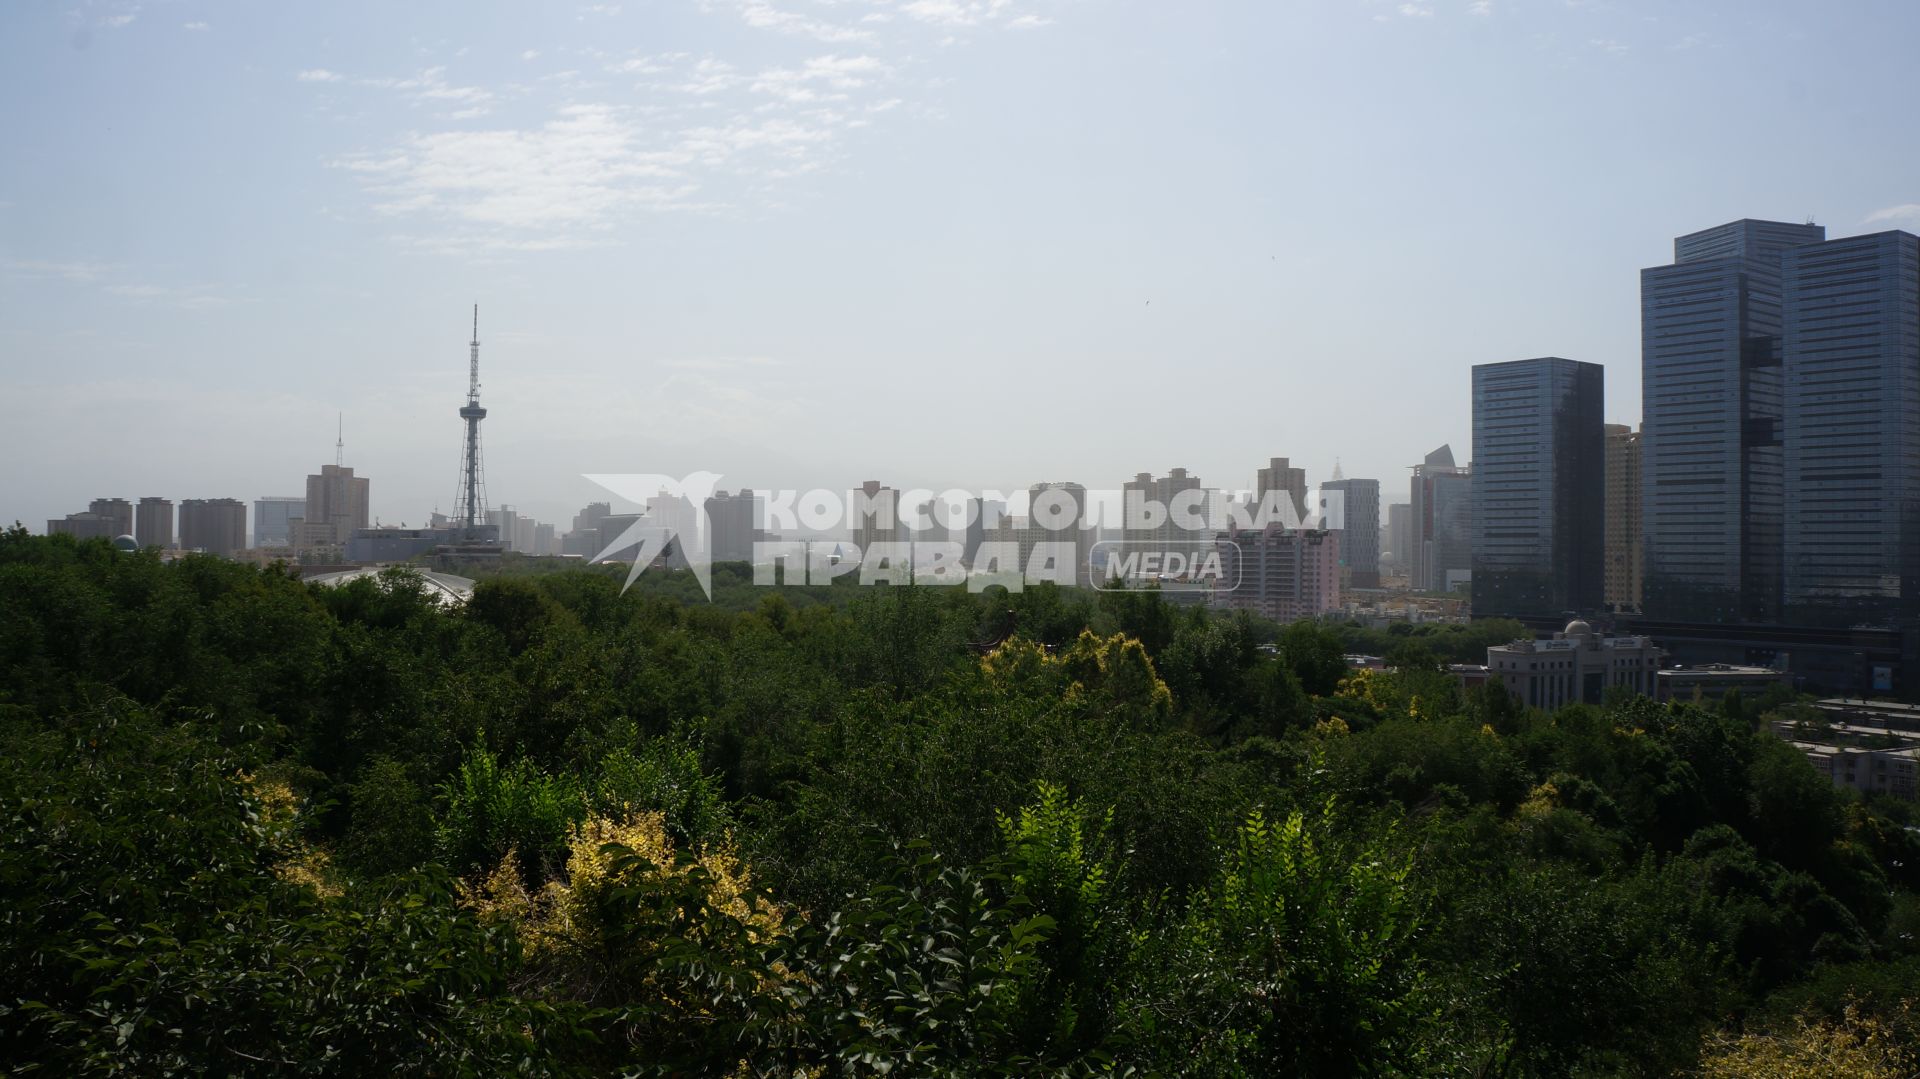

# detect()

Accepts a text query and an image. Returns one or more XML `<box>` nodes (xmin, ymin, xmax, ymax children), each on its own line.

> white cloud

<box><xmin>335</xmin><ymin>105</ymin><xmax>702</xmax><ymax>236</ymax></box>
<box><xmin>5</xmin><ymin>259</ymin><xmax>116</xmax><ymax>284</ymax></box>
<box><xmin>1006</xmin><ymin>14</ymin><xmax>1052</xmax><ymax>29</ymax></box>
<box><xmin>363</xmin><ymin>67</ymin><xmax>496</xmax><ymax>115</ymax></box>
<box><xmin>6</xmin><ymin>259</ymin><xmax>232</xmax><ymax>308</ymax></box>
<box><xmin>1589</xmin><ymin>37</ymin><xmax>1628</xmax><ymax>54</ymax></box>
<box><xmin>1866</xmin><ymin>204</ymin><xmax>1920</xmax><ymax>226</ymax></box>
<box><xmin>521</xmin><ymin>49</ymin><xmax>540</xmax><ymax>60</ymax></box>
<box><xmin>183</xmin><ymin>20</ymin><xmax>210</xmax><ymax>31</ymax></box>
<box><xmin>297</xmin><ymin>69</ymin><xmax>343</xmax><ymax>82</ymax></box>
<box><xmin>1398</xmin><ymin>3</ymin><xmax>1434</xmax><ymax>17</ymax></box>
<box><xmin>101</xmin><ymin>11</ymin><xmax>138</xmax><ymax>28</ymax></box>
<box><xmin>730</xmin><ymin>1</ymin><xmax>876</xmax><ymax>44</ymax></box>
<box><xmin>1467</xmin><ymin>0</ymin><xmax>1493</xmax><ymax>15</ymax></box>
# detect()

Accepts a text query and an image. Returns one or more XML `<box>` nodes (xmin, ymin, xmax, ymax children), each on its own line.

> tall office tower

<box><xmin>705</xmin><ymin>489</ymin><xmax>762</xmax><ymax>563</ymax></box>
<box><xmin>1322</xmin><ymin>476</ymin><xmax>1381</xmax><ymax>588</ymax></box>
<box><xmin>178</xmin><ymin>498</ymin><xmax>247</xmax><ymax>556</ymax></box>
<box><xmin>918</xmin><ymin>494</ymin><xmax>985</xmax><ymax>568</ymax></box>
<box><xmin>1254</xmin><ymin>457</ymin><xmax>1308</xmax><ymax>519</ymax></box>
<box><xmin>1214</xmin><ymin>526</ymin><xmax>1341</xmax><ymax>624</ymax></box>
<box><xmin>254</xmin><ymin>497</ymin><xmax>305</xmax><ymax>547</ymax></box>
<box><xmin>88</xmin><ymin>498</ymin><xmax>133</xmax><ymax>538</ymax></box>
<box><xmin>1470</xmin><ymin>358</ymin><xmax>1605</xmax><ymax>619</ymax></box>
<box><xmin>565</xmin><ymin>502</ymin><xmax>611</xmax><ymax>555</ymax></box>
<box><xmin>1782</xmin><ymin>229</ymin><xmax>1920</xmax><ymax>626</ymax></box>
<box><xmin>851</xmin><ymin>480</ymin><xmax>902</xmax><ymax>557</ymax></box>
<box><xmin>1385</xmin><ymin>502</ymin><xmax>1410</xmax><ymax>576</ymax></box>
<box><xmin>487</xmin><ymin>506</ymin><xmax>520</xmax><ymax>551</ymax></box>
<box><xmin>135</xmin><ymin>497</ymin><xmax>173</xmax><ymax>549</ymax></box>
<box><xmin>1123</xmin><ymin>468</ymin><xmax>1206</xmax><ymax>562</ymax></box>
<box><xmin>534</xmin><ymin>522</ymin><xmax>557</xmax><ymax>557</ymax></box>
<box><xmin>305</xmin><ymin>464</ymin><xmax>370</xmax><ymax>544</ymax></box>
<box><xmin>1027</xmin><ymin>481</ymin><xmax>1090</xmax><ymax>585</ymax></box>
<box><xmin>1604</xmin><ymin>424</ymin><xmax>1644</xmax><ymax>612</ymax></box>
<box><xmin>513</xmin><ymin>516</ymin><xmax>537</xmax><ymax>555</ymax></box>
<box><xmin>1641</xmin><ymin>218</ymin><xmax>1824</xmax><ymax>623</ymax></box>
<box><xmin>1409</xmin><ymin>445</ymin><xmax>1471</xmax><ymax>593</ymax></box>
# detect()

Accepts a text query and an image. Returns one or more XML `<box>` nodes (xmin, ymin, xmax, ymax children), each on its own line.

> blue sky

<box><xmin>5</xmin><ymin>0</ymin><xmax>1918</xmax><ymax>531</ymax></box>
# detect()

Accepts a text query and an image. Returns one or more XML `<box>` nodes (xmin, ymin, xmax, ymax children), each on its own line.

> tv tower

<box><xmin>453</xmin><ymin>305</ymin><xmax>489</xmax><ymax>530</ymax></box>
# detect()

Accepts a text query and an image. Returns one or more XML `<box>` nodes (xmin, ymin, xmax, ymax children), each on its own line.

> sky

<box><xmin>5</xmin><ymin>0</ymin><xmax>1920</xmax><ymax>533</ymax></box>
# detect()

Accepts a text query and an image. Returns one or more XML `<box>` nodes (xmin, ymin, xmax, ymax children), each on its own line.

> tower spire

<box><xmin>454</xmin><ymin>305</ymin><xmax>490</xmax><ymax>531</ymax></box>
<box><xmin>336</xmin><ymin>412</ymin><xmax>344</xmax><ymax>467</ymax></box>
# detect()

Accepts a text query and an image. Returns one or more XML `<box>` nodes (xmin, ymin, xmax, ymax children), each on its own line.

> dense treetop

<box><xmin>2</xmin><ymin>527</ymin><xmax>1915</xmax><ymax>1076</ymax></box>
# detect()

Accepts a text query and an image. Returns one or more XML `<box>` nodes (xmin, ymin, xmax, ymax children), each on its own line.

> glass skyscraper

<box><xmin>1781</xmin><ymin>230</ymin><xmax>1920</xmax><ymax>626</ymax></box>
<box><xmin>1640</xmin><ymin>219</ymin><xmax>1825</xmax><ymax>623</ymax></box>
<box><xmin>1470</xmin><ymin>357</ymin><xmax>1604</xmax><ymax>618</ymax></box>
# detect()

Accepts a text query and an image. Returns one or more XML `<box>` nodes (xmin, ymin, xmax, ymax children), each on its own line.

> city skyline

<box><xmin>8</xmin><ymin>1</ymin><xmax>1920</xmax><ymax>531</ymax></box>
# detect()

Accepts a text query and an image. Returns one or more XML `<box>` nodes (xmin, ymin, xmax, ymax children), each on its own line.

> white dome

<box><xmin>1564</xmin><ymin>619</ymin><xmax>1593</xmax><ymax>637</ymax></box>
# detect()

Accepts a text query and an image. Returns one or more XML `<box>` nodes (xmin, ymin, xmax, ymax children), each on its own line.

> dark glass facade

<box><xmin>1782</xmin><ymin>230</ymin><xmax>1920</xmax><ymax>627</ymax></box>
<box><xmin>1471</xmin><ymin>356</ymin><xmax>1605</xmax><ymax>618</ymax></box>
<box><xmin>1640</xmin><ymin>219</ymin><xmax>1825</xmax><ymax>622</ymax></box>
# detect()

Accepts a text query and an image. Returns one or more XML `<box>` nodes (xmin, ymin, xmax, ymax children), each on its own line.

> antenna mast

<box><xmin>453</xmin><ymin>305</ymin><xmax>490</xmax><ymax>531</ymax></box>
<box><xmin>335</xmin><ymin>412</ymin><xmax>344</xmax><ymax>467</ymax></box>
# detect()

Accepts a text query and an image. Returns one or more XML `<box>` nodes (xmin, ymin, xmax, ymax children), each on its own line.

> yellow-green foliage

<box><xmin>239</xmin><ymin>770</ymin><xmax>340</xmax><ymax>899</ymax></box>
<box><xmin>463</xmin><ymin>809</ymin><xmax>780</xmax><ymax>962</ymax></box>
<box><xmin>985</xmin><ymin>630</ymin><xmax>1173</xmax><ymax>725</ymax></box>
<box><xmin>1697</xmin><ymin>1003</ymin><xmax>1916</xmax><ymax>1079</ymax></box>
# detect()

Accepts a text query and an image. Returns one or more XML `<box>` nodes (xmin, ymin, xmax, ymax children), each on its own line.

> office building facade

<box><xmin>1323</xmin><ymin>476</ymin><xmax>1381</xmax><ymax>589</ymax></box>
<box><xmin>1604</xmin><ymin>424</ymin><xmax>1643</xmax><ymax>612</ymax></box>
<box><xmin>305</xmin><ymin>464</ymin><xmax>370</xmax><ymax>545</ymax></box>
<box><xmin>1641</xmin><ymin>219</ymin><xmax>1824</xmax><ymax>623</ymax></box>
<box><xmin>254</xmin><ymin>497</ymin><xmax>305</xmax><ymax>547</ymax></box>
<box><xmin>1410</xmin><ymin>445</ymin><xmax>1471</xmax><ymax>593</ymax></box>
<box><xmin>1781</xmin><ymin>229</ymin><xmax>1920</xmax><ymax>626</ymax></box>
<box><xmin>1470</xmin><ymin>357</ymin><xmax>1604</xmax><ymax>619</ymax></box>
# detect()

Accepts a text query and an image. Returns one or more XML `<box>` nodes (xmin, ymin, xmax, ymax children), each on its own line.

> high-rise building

<box><xmin>1123</xmin><ymin>468</ymin><xmax>1206</xmax><ymax>561</ymax></box>
<box><xmin>1027</xmin><ymin>481</ymin><xmax>1090</xmax><ymax>586</ymax></box>
<box><xmin>1410</xmin><ymin>445</ymin><xmax>1471</xmax><ymax>593</ymax></box>
<box><xmin>1604</xmin><ymin>424</ymin><xmax>1643</xmax><ymax>612</ymax></box>
<box><xmin>88</xmin><ymin>498</ymin><xmax>133</xmax><ymax>538</ymax></box>
<box><xmin>1322</xmin><ymin>475</ymin><xmax>1381</xmax><ymax>589</ymax></box>
<box><xmin>1641</xmin><ymin>218</ymin><xmax>1824</xmax><ymax>623</ymax></box>
<box><xmin>305</xmin><ymin>464</ymin><xmax>370</xmax><ymax>545</ymax></box>
<box><xmin>1384</xmin><ymin>502</ymin><xmax>1410</xmax><ymax>576</ymax></box>
<box><xmin>851</xmin><ymin>480</ymin><xmax>901</xmax><ymax>557</ymax></box>
<box><xmin>706</xmin><ymin>489</ymin><xmax>762</xmax><ymax>564</ymax></box>
<box><xmin>1781</xmin><ymin>229</ymin><xmax>1920</xmax><ymax>627</ymax></box>
<box><xmin>254</xmin><ymin>497</ymin><xmax>305</xmax><ymax>547</ymax></box>
<box><xmin>1214</xmin><ymin>525</ymin><xmax>1341</xmax><ymax>624</ymax></box>
<box><xmin>1470</xmin><ymin>357</ymin><xmax>1604</xmax><ymax>619</ymax></box>
<box><xmin>566</xmin><ymin>502</ymin><xmax>612</xmax><ymax>556</ymax></box>
<box><xmin>178</xmin><ymin>498</ymin><xmax>247</xmax><ymax>556</ymax></box>
<box><xmin>1254</xmin><ymin>457</ymin><xmax>1307</xmax><ymax>519</ymax></box>
<box><xmin>135</xmin><ymin>497</ymin><xmax>173</xmax><ymax>549</ymax></box>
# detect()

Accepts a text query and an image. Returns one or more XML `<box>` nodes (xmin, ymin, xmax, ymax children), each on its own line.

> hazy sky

<box><xmin>5</xmin><ymin>0</ymin><xmax>1918</xmax><ymax>532</ymax></box>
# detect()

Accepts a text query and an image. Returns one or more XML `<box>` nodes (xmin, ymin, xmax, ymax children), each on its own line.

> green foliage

<box><xmin>1</xmin><ymin>531</ymin><xmax>1915</xmax><ymax>1075</ymax></box>
<box><xmin>1116</xmin><ymin>802</ymin><xmax>1431</xmax><ymax>1075</ymax></box>
<box><xmin>435</xmin><ymin>742</ymin><xmax>584</xmax><ymax>881</ymax></box>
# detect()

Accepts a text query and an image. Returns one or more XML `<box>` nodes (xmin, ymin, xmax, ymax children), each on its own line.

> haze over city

<box><xmin>5</xmin><ymin>0</ymin><xmax>1919</xmax><ymax>530</ymax></box>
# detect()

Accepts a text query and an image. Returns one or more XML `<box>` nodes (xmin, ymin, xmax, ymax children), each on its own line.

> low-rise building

<box><xmin>1657</xmin><ymin>663</ymin><xmax>1793</xmax><ymax>702</ymax></box>
<box><xmin>1485</xmin><ymin>619</ymin><xmax>1661</xmax><ymax>711</ymax></box>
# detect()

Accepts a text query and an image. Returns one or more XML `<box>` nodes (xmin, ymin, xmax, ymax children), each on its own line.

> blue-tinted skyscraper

<box><xmin>1471</xmin><ymin>357</ymin><xmax>1605</xmax><ymax>618</ymax></box>
<box><xmin>1782</xmin><ymin>230</ymin><xmax>1920</xmax><ymax>626</ymax></box>
<box><xmin>1640</xmin><ymin>219</ymin><xmax>1825</xmax><ymax>622</ymax></box>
